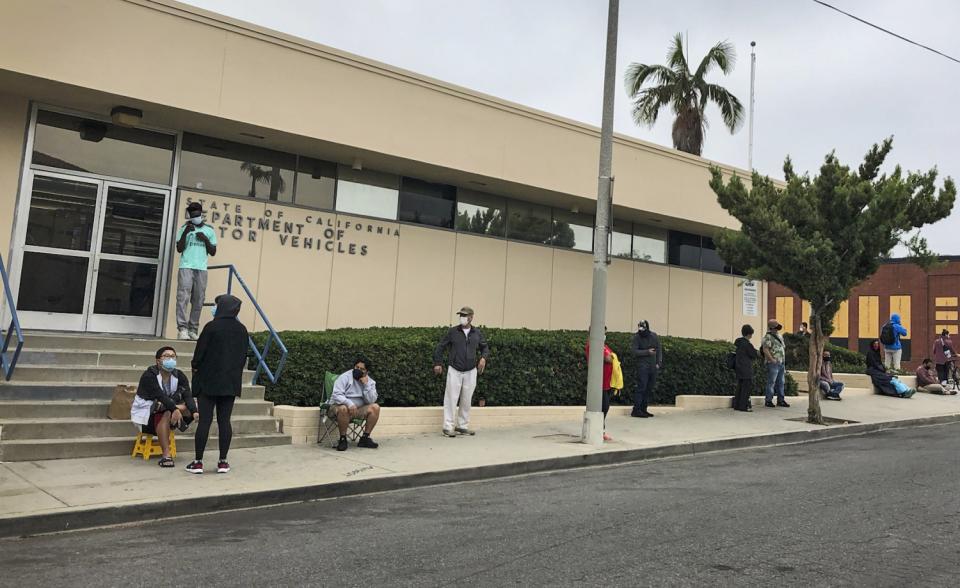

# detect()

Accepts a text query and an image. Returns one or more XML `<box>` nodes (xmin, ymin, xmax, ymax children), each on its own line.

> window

<box><xmin>456</xmin><ymin>189</ymin><xmax>506</xmax><ymax>237</ymax></box>
<box><xmin>179</xmin><ymin>133</ymin><xmax>295</xmax><ymax>201</ymax></box>
<box><xmin>334</xmin><ymin>166</ymin><xmax>399</xmax><ymax>220</ymax></box>
<box><xmin>399</xmin><ymin>177</ymin><xmax>456</xmax><ymax>228</ymax></box>
<box><xmin>506</xmin><ymin>200</ymin><xmax>553</xmax><ymax>245</ymax></box>
<box><xmin>608</xmin><ymin>220</ymin><xmax>633</xmax><ymax>258</ymax></box>
<box><xmin>668</xmin><ymin>231</ymin><xmax>701</xmax><ymax>269</ymax></box>
<box><xmin>294</xmin><ymin>156</ymin><xmax>336</xmax><ymax>210</ymax></box>
<box><xmin>551</xmin><ymin>210</ymin><xmax>593</xmax><ymax>252</ymax></box>
<box><xmin>633</xmin><ymin>225</ymin><xmax>667</xmax><ymax>263</ymax></box>
<box><xmin>32</xmin><ymin>110</ymin><xmax>175</xmax><ymax>185</ymax></box>
<box><xmin>700</xmin><ymin>237</ymin><xmax>728</xmax><ymax>273</ymax></box>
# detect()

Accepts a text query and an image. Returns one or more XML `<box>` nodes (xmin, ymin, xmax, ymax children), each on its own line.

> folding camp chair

<box><xmin>317</xmin><ymin>370</ymin><xmax>367</xmax><ymax>445</ymax></box>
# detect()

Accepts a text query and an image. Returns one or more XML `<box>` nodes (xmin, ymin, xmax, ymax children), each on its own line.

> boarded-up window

<box><xmin>889</xmin><ymin>295</ymin><xmax>911</xmax><ymax>339</ymax></box>
<box><xmin>858</xmin><ymin>296</ymin><xmax>880</xmax><ymax>338</ymax></box>
<box><xmin>775</xmin><ymin>297</ymin><xmax>794</xmax><ymax>334</ymax></box>
<box><xmin>935</xmin><ymin>297</ymin><xmax>958</xmax><ymax>307</ymax></box>
<box><xmin>832</xmin><ymin>300</ymin><xmax>849</xmax><ymax>338</ymax></box>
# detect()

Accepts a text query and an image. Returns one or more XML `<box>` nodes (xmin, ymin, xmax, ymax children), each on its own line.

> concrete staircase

<box><xmin>0</xmin><ymin>333</ymin><xmax>291</xmax><ymax>461</ymax></box>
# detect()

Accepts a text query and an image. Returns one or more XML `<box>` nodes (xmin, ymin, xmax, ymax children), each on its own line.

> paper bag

<box><xmin>107</xmin><ymin>384</ymin><xmax>137</xmax><ymax>420</ymax></box>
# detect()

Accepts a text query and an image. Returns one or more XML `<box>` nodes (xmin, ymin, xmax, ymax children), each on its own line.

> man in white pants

<box><xmin>433</xmin><ymin>306</ymin><xmax>489</xmax><ymax>437</ymax></box>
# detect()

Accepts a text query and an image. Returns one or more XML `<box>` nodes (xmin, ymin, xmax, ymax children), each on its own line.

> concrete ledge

<box><xmin>3</xmin><ymin>415</ymin><xmax>957</xmax><ymax>539</ymax></box>
<box><xmin>790</xmin><ymin>371</ymin><xmax>918</xmax><ymax>392</ymax></box>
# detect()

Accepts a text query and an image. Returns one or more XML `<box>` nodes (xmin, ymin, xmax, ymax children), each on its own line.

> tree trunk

<box><xmin>807</xmin><ymin>314</ymin><xmax>826</xmax><ymax>425</ymax></box>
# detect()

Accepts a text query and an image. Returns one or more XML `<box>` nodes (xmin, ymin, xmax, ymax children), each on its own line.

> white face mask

<box><xmin>459</xmin><ymin>316</ymin><xmax>470</xmax><ymax>327</ymax></box>
<box><xmin>189</xmin><ymin>216</ymin><xmax>203</xmax><ymax>225</ymax></box>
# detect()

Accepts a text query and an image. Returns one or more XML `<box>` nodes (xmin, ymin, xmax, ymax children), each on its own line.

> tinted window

<box><xmin>633</xmin><ymin>225</ymin><xmax>667</xmax><ymax>263</ymax></box>
<box><xmin>668</xmin><ymin>231</ymin><xmax>701</xmax><ymax>269</ymax></box>
<box><xmin>32</xmin><ymin>110</ymin><xmax>174</xmax><ymax>185</ymax></box>
<box><xmin>335</xmin><ymin>166</ymin><xmax>399</xmax><ymax>220</ymax></box>
<box><xmin>295</xmin><ymin>156</ymin><xmax>336</xmax><ymax>210</ymax></box>
<box><xmin>700</xmin><ymin>237</ymin><xmax>728</xmax><ymax>273</ymax></box>
<box><xmin>398</xmin><ymin>177</ymin><xmax>456</xmax><ymax>228</ymax></box>
<box><xmin>456</xmin><ymin>189</ymin><xmax>506</xmax><ymax>237</ymax></box>
<box><xmin>506</xmin><ymin>200</ymin><xmax>553</xmax><ymax>245</ymax></box>
<box><xmin>609</xmin><ymin>220</ymin><xmax>633</xmax><ymax>258</ymax></box>
<box><xmin>179</xmin><ymin>133</ymin><xmax>295</xmax><ymax>201</ymax></box>
<box><xmin>551</xmin><ymin>210</ymin><xmax>593</xmax><ymax>252</ymax></box>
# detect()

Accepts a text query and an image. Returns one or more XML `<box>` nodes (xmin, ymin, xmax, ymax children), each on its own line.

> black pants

<box><xmin>936</xmin><ymin>364</ymin><xmax>949</xmax><ymax>383</ymax></box>
<box><xmin>602</xmin><ymin>388</ymin><xmax>611</xmax><ymax>424</ymax></box>
<box><xmin>633</xmin><ymin>366</ymin><xmax>657</xmax><ymax>414</ymax></box>
<box><xmin>195</xmin><ymin>395</ymin><xmax>236</xmax><ymax>461</ymax></box>
<box><xmin>734</xmin><ymin>378</ymin><xmax>753</xmax><ymax>410</ymax></box>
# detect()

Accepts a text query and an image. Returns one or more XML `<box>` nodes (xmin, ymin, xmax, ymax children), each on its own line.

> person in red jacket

<box><xmin>585</xmin><ymin>327</ymin><xmax>614</xmax><ymax>442</ymax></box>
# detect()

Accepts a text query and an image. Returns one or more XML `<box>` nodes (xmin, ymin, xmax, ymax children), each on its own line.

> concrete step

<box><xmin>0</xmin><ymin>433</ymin><xmax>291</xmax><ymax>461</ymax></box>
<box><xmin>0</xmin><ymin>383</ymin><xmax>266</xmax><ymax>401</ymax></box>
<box><xmin>22</xmin><ymin>332</ymin><xmax>197</xmax><ymax>353</ymax></box>
<box><xmin>0</xmin><ymin>398</ymin><xmax>273</xmax><ymax>419</ymax></box>
<box><xmin>7</xmin><ymin>365</ymin><xmax>256</xmax><ymax>383</ymax></box>
<box><xmin>16</xmin><ymin>349</ymin><xmax>195</xmax><ymax>367</ymax></box>
<box><xmin>0</xmin><ymin>415</ymin><xmax>278</xmax><ymax>440</ymax></box>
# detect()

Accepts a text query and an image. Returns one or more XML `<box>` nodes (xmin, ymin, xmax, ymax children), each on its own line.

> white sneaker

<box><xmin>188</xmin><ymin>330</ymin><xmax>199</xmax><ymax>341</ymax></box>
<box><xmin>178</xmin><ymin>328</ymin><xmax>190</xmax><ymax>340</ymax></box>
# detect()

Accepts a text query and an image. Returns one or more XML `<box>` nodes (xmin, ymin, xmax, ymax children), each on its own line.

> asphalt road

<box><xmin>2</xmin><ymin>423</ymin><xmax>959</xmax><ymax>587</ymax></box>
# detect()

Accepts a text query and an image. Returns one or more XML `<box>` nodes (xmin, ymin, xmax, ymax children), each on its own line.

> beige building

<box><xmin>0</xmin><ymin>0</ymin><xmax>768</xmax><ymax>342</ymax></box>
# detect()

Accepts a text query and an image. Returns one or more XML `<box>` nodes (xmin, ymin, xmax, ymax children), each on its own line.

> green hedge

<box><xmin>252</xmin><ymin>328</ymin><xmax>797</xmax><ymax>407</ymax></box>
<box><xmin>783</xmin><ymin>333</ymin><xmax>866</xmax><ymax>374</ymax></box>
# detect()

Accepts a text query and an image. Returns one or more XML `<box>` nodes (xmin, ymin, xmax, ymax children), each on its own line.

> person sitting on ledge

<box><xmin>916</xmin><ymin>358</ymin><xmax>955</xmax><ymax>395</ymax></box>
<box><xmin>818</xmin><ymin>351</ymin><xmax>843</xmax><ymax>401</ymax></box>
<box><xmin>130</xmin><ymin>346</ymin><xmax>199</xmax><ymax>467</ymax></box>
<box><xmin>329</xmin><ymin>357</ymin><xmax>381</xmax><ymax>452</ymax></box>
<box><xmin>866</xmin><ymin>340</ymin><xmax>914</xmax><ymax>398</ymax></box>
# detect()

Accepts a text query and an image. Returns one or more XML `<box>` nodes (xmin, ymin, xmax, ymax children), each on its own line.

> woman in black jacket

<box><xmin>733</xmin><ymin>324</ymin><xmax>759</xmax><ymax>412</ymax></box>
<box><xmin>185</xmin><ymin>294</ymin><xmax>249</xmax><ymax>475</ymax></box>
<box><xmin>866</xmin><ymin>339</ymin><xmax>899</xmax><ymax>396</ymax></box>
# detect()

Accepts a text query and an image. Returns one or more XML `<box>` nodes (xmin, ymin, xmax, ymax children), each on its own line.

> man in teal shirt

<box><xmin>176</xmin><ymin>201</ymin><xmax>217</xmax><ymax>340</ymax></box>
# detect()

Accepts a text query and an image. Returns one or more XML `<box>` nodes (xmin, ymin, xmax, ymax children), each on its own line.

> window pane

<box><xmin>551</xmin><ymin>210</ymin><xmax>593</xmax><ymax>252</ymax></box>
<box><xmin>179</xmin><ymin>133</ymin><xmax>294</xmax><ymax>201</ymax></box>
<box><xmin>668</xmin><ymin>231</ymin><xmax>701</xmax><ymax>268</ymax></box>
<box><xmin>609</xmin><ymin>220</ymin><xmax>632</xmax><ymax>258</ymax></box>
<box><xmin>335</xmin><ymin>166</ymin><xmax>398</xmax><ymax>220</ymax></box>
<box><xmin>455</xmin><ymin>189</ymin><xmax>506</xmax><ymax>237</ymax></box>
<box><xmin>294</xmin><ymin>156</ymin><xmax>336</xmax><ymax>210</ymax></box>
<box><xmin>99</xmin><ymin>187</ymin><xmax>166</xmax><ymax>258</ymax></box>
<box><xmin>398</xmin><ymin>177</ymin><xmax>456</xmax><ymax>228</ymax></box>
<box><xmin>17</xmin><ymin>252</ymin><xmax>88</xmax><ymax>314</ymax></box>
<box><xmin>506</xmin><ymin>200</ymin><xmax>552</xmax><ymax>245</ymax></box>
<box><xmin>93</xmin><ymin>259</ymin><xmax>157</xmax><ymax>317</ymax></box>
<box><xmin>700</xmin><ymin>237</ymin><xmax>728</xmax><ymax>273</ymax></box>
<box><xmin>634</xmin><ymin>225</ymin><xmax>667</xmax><ymax>263</ymax></box>
<box><xmin>26</xmin><ymin>175</ymin><xmax>99</xmax><ymax>251</ymax></box>
<box><xmin>32</xmin><ymin>110</ymin><xmax>175</xmax><ymax>185</ymax></box>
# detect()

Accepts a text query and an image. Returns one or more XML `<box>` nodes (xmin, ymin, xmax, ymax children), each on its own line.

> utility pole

<box><xmin>748</xmin><ymin>41</ymin><xmax>756</xmax><ymax>171</ymax></box>
<box><xmin>583</xmin><ymin>0</ymin><xmax>619</xmax><ymax>446</ymax></box>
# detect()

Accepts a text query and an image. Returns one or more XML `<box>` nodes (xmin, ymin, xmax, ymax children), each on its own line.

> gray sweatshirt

<box><xmin>330</xmin><ymin>370</ymin><xmax>378</xmax><ymax>407</ymax></box>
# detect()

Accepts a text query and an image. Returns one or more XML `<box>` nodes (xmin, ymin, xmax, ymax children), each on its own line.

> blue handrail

<box><xmin>0</xmin><ymin>254</ymin><xmax>24</xmax><ymax>381</ymax></box>
<box><xmin>206</xmin><ymin>264</ymin><xmax>288</xmax><ymax>386</ymax></box>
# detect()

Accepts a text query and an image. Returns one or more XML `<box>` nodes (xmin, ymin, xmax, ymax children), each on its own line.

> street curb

<box><xmin>2</xmin><ymin>413</ymin><xmax>958</xmax><ymax>539</ymax></box>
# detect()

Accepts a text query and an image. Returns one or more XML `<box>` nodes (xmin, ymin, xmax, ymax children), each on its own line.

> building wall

<box><xmin>0</xmin><ymin>93</ymin><xmax>29</xmax><ymax>318</ymax></box>
<box><xmin>165</xmin><ymin>191</ymin><xmax>764</xmax><ymax>339</ymax></box>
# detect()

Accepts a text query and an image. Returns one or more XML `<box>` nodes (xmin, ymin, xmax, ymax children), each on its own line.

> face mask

<box><xmin>189</xmin><ymin>216</ymin><xmax>203</xmax><ymax>225</ymax></box>
<box><xmin>211</xmin><ymin>305</ymin><xmax>217</xmax><ymax>317</ymax></box>
<box><xmin>161</xmin><ymin>358</ymin><xmax>176</xmax><ymax>371</ymax></box>
<box><xmin>823</xmin><ymin>357</ymin><xmax>830</xmax><ymax>363</ymax></box>
<box><xmin>352</xmin><ymin>368</ymin><xmax>364</xmax><ymax>380</ymax></box>
<box><xmin>459</xmin><ymin>316</ymin><xmax>469</xmax><ymax>327</ymax></box>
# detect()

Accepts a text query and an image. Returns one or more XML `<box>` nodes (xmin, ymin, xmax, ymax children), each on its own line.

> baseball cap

<box><xmin>456</xmin><ymin>306</ymin><xmax>475</xmax><ymax>316</ymax></box>
<box><xmin>186</xmin><ymin>201</ymin><xmax>203</xmax><ymax>215</ymax></box>
<box><xmin>767</xmin><ymin>319</ymin><xmax>782</xmax><ymax>330</ymax></box>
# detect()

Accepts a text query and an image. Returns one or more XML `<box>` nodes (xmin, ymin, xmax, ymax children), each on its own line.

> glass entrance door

<box><xmin>14</xmin><ymin>171</ymin><xmax>171</xmax><ymax>334</ymax></box>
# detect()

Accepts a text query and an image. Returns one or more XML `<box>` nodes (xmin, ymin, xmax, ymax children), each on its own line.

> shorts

<box><xmin>327</xmin><ymin>403</ymin><xmax>375</xmax><ymax>420</ymax></box>
<box><xmin>139</xmin><ymin>412</ymin><xmax>167</xmax><ymax>435</ymax></box>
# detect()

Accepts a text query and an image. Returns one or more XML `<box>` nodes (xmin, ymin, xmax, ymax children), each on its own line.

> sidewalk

<box><xmin>2</xmin><ymin>389</ymin><xmax>958</xmax><ymax>538</ymax></box>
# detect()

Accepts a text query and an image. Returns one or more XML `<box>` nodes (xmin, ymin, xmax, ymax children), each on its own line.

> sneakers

<box><xmin>336</xmin><ymin>436</ymin><xmax>348</xmax><ymax>451</ymax></box>
<box><xmin>185</xmin><ymin>460</ymin><xmax>203</xmax><ymax>474</ymax></box>
<box><xmin>442</xmin><ymin>429</ymin><xmax>457</xmax><ymax>437</ymax></box>
<box><xmin>217</xmin><ymin>460</ymin><xmax>230</xmax><ymax>473</ymax></box>
<box><xmin>777</xmin><ymin>400</ymin><xmax>791</xmax><ymax>408</ymax></box>
<box><xmin>158</xmin><ymin>456</ymin><xmax>175</xmax><ymax>468</ymax></box>
<box><xmin>455</xmin><ymin>427</ymin><xmax>476</xmax><ymax>436</ymax></box>
<box><xmin>188</xmin><ymin>329</ymin><xmax>199</xmax><ymax>341</ymax></box>
<box><xmin>177</xmin><ymin>328</ymin><xmax>191</xmax><ymax>341</ymax></box>
<box><xmin>357</xmin><ymin>435</ymin><xmax>379</xmax><ymax>449</ymax></box>
<box><xmin>765</xmin><ymin>401</ymin><xmax>776</xmax><ymax>408</ymax></box>
<box><xmin>602</xmin><ymin>432</ymin><xmax>613</xmax><ymax>441</ymax></box>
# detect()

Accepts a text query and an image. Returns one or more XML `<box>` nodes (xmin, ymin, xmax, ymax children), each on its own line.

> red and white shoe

<box><xmin>217</xmin><ymin>460</ymin><xmax>231</xmax><ymax>473</ymax></box>
<box><xmin>185</xmin><ymin>460</ymin><xmax>203</xmax><ymax>474</ymax></box>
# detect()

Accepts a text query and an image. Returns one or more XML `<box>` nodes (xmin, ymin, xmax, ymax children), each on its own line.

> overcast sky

<box><xmin>183</xmin><ymin>0</ymin><xmax>958</xmax><ymax>255</ymax></box>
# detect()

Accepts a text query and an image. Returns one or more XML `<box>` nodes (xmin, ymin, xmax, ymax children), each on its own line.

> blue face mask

<box><xmin>211</xmin><ymin>304</ymin><xmax>217</xmax><ymax>317</ymax></box>
<box><xmin>161</xmin><ymin>358</ymin><xmax>176</xmax><ymax>371</ymax></box>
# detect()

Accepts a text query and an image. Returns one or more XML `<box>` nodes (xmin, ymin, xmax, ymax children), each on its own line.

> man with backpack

<box><xmin>879</xmin><ymin>314</ymin><xmax>908</xmax><ymax>370</ymax></box>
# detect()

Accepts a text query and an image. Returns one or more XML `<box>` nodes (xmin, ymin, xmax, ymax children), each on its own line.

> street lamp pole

<box><xmin>583</xmin><ymin>0</ymin><xmax>619</xmax><ymax>446</ymax></box>
<box><xmin>748</xmin><ymin>41</ymin><xmax>756</xmax><ymax>171</ymax></box>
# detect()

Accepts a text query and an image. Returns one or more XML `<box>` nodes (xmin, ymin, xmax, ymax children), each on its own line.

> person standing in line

<box><xmin>585</xmin><ymin>326</ymin><xmax>614</xmax><ymax>441</ymax></box>
<box><xmin>797</xmin><ymin>322</ymin><xmax>809</xmax><ymax>336</ymax></box>
<box><xmin>185</xmin><ymin>294</ymin><xmax>248</xmax><ymax>474</ymax></box>
<box><xmin>433</xmin><ymin>306</ymin><xmax>489</xmax><ymax>437</ymax></box>
<box><xmin>176</xmin><ymin>201</ymin><xmax>217</xmax><ymax>341</ymax></box>
<box><xmin>631</xmin><ymin>320</ymin><xmax>662</xmax><ymax>418</ymax></box>
<box><xmin>733</xmin><ymin>324</ymin><xmax>759</xmax><ymax>412</ymax></box>
<box><xmin>761</xmin><ymin>319</ymin><xmax>790</xmax><ymax>408</ymax></box>
<box><xmin>880</xmin><ymin>313</ymin><xmax>908</xmax><ymax>370</ymax></box>
<box><xmin>932</xmin><ymin>329</ymin><xmax>955</xmax><ymax>385</ymax></box>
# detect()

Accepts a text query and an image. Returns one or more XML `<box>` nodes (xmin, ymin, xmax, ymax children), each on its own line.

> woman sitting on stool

<box><xmin>130</xmin><ymin>346</ymin><xmax>199</xmax><ymax>467</ymax></box>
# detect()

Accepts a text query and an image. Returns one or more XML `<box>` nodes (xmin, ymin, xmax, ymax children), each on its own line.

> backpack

<box><xmin>879</xmin><ymin>322</ymin><xmax>896</xmax><ymax>346</ymax></box>
<box><xmin>725</xmin><ymin>351</ymin><xmax>737</xmax><ymax>370</ymax></box>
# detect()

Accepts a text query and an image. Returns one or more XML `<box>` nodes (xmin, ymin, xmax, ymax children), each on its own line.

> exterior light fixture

<box><xmin>110</xmin><ymin>105</ymin><xmax>143</xmax><ymax>126</ymax></box>
<box><xmin>351</xmin><ymin>157</ymin><xmax>363</xmax><ymax>171</ymax></box>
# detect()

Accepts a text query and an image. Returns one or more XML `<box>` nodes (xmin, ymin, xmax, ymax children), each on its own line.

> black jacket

<box><xmin>434</xmin><ymin>326</ymin><xmax>489</xmax><ymax>372</ymax></box>
<box><xmin>192</xmin><ymin>294</ymin><xmax>249</xmax><ymax>397</ymax></box>
<box><xmin>734</xmin><ymin>337</ymin><xmax>759</xmax><ymax>380</ymax></box>
<box><xmin>866</xmin><ymin>347</ymin><xmax>897</xmax><ymax>395</ymax></box>
<box><xmin>632</xmin><ymin>330</ymin><xmax>663</xmax><ymax>368</ymax></box>
<box><xmin>136</xmin><ymin>365</ymin><xmax>197</xmax><ymax>414</ymax></box>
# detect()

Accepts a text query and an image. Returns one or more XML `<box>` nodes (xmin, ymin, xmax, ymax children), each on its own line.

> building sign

<box><xmin>742</xmin><ymin>280</ymin><xmax>759</xmax><ymax>317</ymax></box>
<box><xmin>185</xmin><ymin>195</ymin><xmax>399</xmax><ymax>256</ymax></box>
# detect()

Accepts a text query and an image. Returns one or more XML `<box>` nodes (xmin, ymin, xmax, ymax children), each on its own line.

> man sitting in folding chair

<box><xmin>328</xmin><ymin>358</ymin><xmax>381</xmax><ymax>452</ymax></box>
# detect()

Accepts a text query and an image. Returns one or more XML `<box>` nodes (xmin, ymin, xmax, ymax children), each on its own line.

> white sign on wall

<box><xmin>742</xmin><ymin>280</ymin><xmax>759</xmax><ymax>317</ymax></box>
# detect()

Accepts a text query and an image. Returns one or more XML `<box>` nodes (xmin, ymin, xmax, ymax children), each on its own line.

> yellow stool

<box><xmin>132</xmin><ymin>430</ymin><xmax>176</xmax><ymax>460</ymax></box>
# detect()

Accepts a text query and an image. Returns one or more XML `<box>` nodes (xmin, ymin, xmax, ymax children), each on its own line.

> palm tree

<box><xmin>624</xmin><ymin>33</ymin><xmax>744</xmax><ymax>156</ymax></box>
